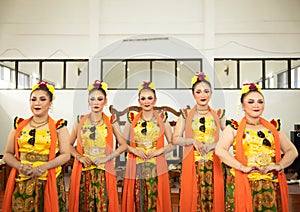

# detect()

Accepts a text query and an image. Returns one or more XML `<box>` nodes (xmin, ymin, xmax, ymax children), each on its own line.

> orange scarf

<box><xmin>122</xmin><ymin>111</ymin><xmax>171</xmax><ymax>212</ymax></box>
<box><xmin>68</xmin><ymin>113</ymin><xmax>119</xmax><ymax>212</ymax></box>
<box><xmin>180</xmin><ymin>105</ymin><xmax>224</xmax><ymax>212</ymax></box>
<box><xmin>235</xmin><ymin>117</ymin><xmax>289</xmax><ymax>212</ymax></box>
<box><xmin>3</xmin><ymin>116</ymin><xmax>59</xmax><ymax>212</ymax></box>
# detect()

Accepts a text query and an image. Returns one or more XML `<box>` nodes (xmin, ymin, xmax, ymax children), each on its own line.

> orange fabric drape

<box><xmin>235</xmin><ymin>117</ymin><xmax>289</xmax><ymax>212</ymax></box>
<box><xmin>122</xmin><ymin>111</ymin><xmax>171</xmax><ymax>212</ymax></box>
<box><xmin>2</xmin><ymin>116</ymin><xmax>59</xmax><ymax>212</ymax></box>
<box><xmin>180</xmin><ymin>105</ymin><xmax>224</xmax><ymax>212</ymax></box>
<box><xmin>68</xmin><ymin>113</ymin><xmax>119</xmax><ymax>212</ymax></box>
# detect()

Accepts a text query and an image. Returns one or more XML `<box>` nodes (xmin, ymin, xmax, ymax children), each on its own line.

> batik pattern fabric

<box><xmin>12</xmin><ymin>173</ymin><xmax>66</xmax><ymax>212</ymax></box>
<box><xmin>225</xmin><ymin>119</ymin><xmax>282</xmax><ymax>212</ymax></box>
<box><xmin>78</xmin><ymin>169</ymin><xmax>108</xmax><ymax>211</ymax></box>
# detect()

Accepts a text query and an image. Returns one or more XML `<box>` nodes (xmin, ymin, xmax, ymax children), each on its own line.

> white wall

<box><xmin>0</xmin><ymin>0</ymin><xmax>299</xmax><ymax>58</ymax></box>
<box><xmin>0</xmin><ymin>0</ymin><xmax>300</xmax><ymax>153</ymax></box>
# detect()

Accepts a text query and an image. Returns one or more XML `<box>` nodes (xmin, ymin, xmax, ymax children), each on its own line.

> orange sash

<box><xmin>68</xmin><ymin>113</ymin><xmax>119</xmax><ymax>212</ymax></box>
<box><xmin>122</xmin><ymin>111</ymin><xmax>171</xmax><ymax>212</ymax></box>
<box><xmin>2</xmin><ymin>116</ymin><xmax>59</xmax><ymax>212</ymax></box>
<box><xmin>235</xmin><ymin>117</ymin><xmax>289</xmax><ymax>212</ymax></box>
<box><xmin>180</xmin><ymin>105</ymin><xmax>224</xmax><ymax>212</ymax></box>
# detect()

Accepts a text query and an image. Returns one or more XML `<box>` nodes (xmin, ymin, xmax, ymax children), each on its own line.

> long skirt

<box><xmin>12</xmin><ymin>173</ymin><xmax>66</xmax><ymax>212</ymax></box>
<box><xmin>79</xmin><ymin>169</ymin><xmax>108</xmax><ymax>211</ymax></box>
<box><xmin>224</xmin><ymin>166</ymin><xmax>282</xmax><ymax>212</ymax></box>
<box><xmin>195</xmin><ymin>160</ymin><xmax>214</xmax><ymax>211</ymax></box>
<box><xmin>134</xmin><ymin>162</ymin><xmax>158</xmax><ymax>212</ymax></box>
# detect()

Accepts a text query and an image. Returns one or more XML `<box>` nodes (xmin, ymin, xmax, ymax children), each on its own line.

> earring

<box><xmin>49</xmin><ymin>105</ymin><xmax>54</xmax><ymax>113</ymax></box>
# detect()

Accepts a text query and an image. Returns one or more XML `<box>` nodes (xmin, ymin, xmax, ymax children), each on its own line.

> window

<box><xmin>0</xmin><ymin>59</ymin><xmax>88</xmax><ymax>89</ymax></box>
<box><xmin>101</xmin><ymin>58</ymin><xmax>202</xmax><ymax>89</ymax></box>
<box><xmin>214</xmin><ymin>58</ymin><xmax>300</xmax><ymax>89</ymax></box>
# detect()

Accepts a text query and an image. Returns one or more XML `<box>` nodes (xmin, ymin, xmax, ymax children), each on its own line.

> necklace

<box><xmin>141</xmin><ymin>113</ymin><xmax>154</xmax><ymax>122</ymax></box>
<box><xmin>246</xmin><ymin>121</ymin><xmax>261</xmax><ymax>126</ymax></box>
<box><xmin>32</xmin><ymin>117</ymin><xmax>48</xmax><ymax>125</ymax></box>
<box><xmin>29</xmin><ymin>119</ymin><xmax>49</xmax><ymax>129</ymax></box>
<box><xmin>90</xmin><ymin>117</ymin><xmax>103</xmax><ymax>126</ymax></box>
<box><xmin>197</xmin><ymin>109</ymin><xmax>210</xmax><ymax>116</ymax></box>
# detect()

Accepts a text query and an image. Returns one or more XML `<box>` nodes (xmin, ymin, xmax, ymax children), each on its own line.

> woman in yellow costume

<box><xmin>3</xmin><ymin>81</ymin><xmax>70</xmax><ymax>212</ymax></box>
<box><xmin>68</xmin><ymin>80</ymin><xmax>127</xmax><ymax>212</ymax></box>
<box><xmin>122</xmin><ymin>81</ymin><xmax>173</xmax><ymax>212</ymax></box>
<box><xmin>216</xmin><ymin>82</ymin><xmax>298</xmax><ymax>211</ymax></box>
<box><xmin>173</xmin><ymin>72</ymin><xmax>226</xmax><ymax>211</ymax></box>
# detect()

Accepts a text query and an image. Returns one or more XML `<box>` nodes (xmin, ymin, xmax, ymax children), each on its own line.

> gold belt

<box><xmin>20</xmin><ymin>152</ymin><xmax>49</xmax><ymax>162</ymax></box>
<box><xmin>248</xmin><ymin>152</ymin><xmax>274</xmax><ymax>167</ymax></box>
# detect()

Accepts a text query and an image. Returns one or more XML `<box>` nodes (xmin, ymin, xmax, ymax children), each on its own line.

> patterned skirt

<box><xmin>12</xmin><ymin>173</ymin><xmax>66</xmax><ymax>212</ymax></box>
<box><xmin>79</xmin><ymin>169</ymin><xmax>108</xmax><ymax>211</ymax></box>
<box><xmin>134</xmin><ymin>162</ymin><xmax>158</xmax><ymax>212</ymax></box>
<box><xmin>195</xmin><ymin>160</ymin><xmax>214</xmax><ymax>211</ymax></box>
<box><xmin>224</xmin><ymin>165</ymin><xmax>282</xmax><ymax>212</ymax></box>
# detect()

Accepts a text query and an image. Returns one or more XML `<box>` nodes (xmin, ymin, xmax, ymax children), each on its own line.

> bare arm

<box><xmin>261</xmin><ymin>130</ymin><xmax>298</xmax><ymax>174</ymax></box>
<box><xmin>147</xmin><ymin>121</ymin><xmax>175</xmax><ymax>159</ymax></box>
<box><xmin>39</xmin><ymin>126</ymin><xmax>70</xmax><ymax>171</ymax></box>
<box><xmin>215</xmin><ymin>126</ymin><xmax>257</xmax><ymax>173</ymax></box>
<box><xmin>69</xmin><ymin>122</ymin><xmax>93</xmax><ymax>167</ymax></box>
<box><xmin>4</xmin><ymin>129</ymin><xmax>22</xmax><ymax>170</ymax></box>
<box><xmin>111</xmin><ymin>122</ymin><xmax>128</xmax><ymax>158</ymax></box>
<box><xmin>172</xmin><ymin>116</ymin><xmax>195</xmax><ymax>146</ymax></box>
<box><xmin>94</xmin><ymin>122</ymin><xmax>128</xmax><ymax>165</ymax></box>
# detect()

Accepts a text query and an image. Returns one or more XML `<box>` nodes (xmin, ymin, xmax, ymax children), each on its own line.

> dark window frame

<box><xmin>100</xmin><ymin>58</ymin><xmax>203</xmax><ymax>90</ymax></box>
<box><xmin>214</xmin><ymin>58</ymin><xmax>300</xmax><ymax>90</ymax></box>
<box><xmin>0</xmin><ymin>59</ymin><xmax>89</xmax><ymax>90</ymax></box>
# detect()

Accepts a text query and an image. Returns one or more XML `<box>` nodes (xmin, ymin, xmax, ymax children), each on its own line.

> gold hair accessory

<box><xmin>88</xmin><ymin>80</ymin><xmax>108</xmax><ymax>92</ymax></box>
<box><xmin>241</xmin><ymin>83</ymin><xmax>261</xmax><ymax>95</ymax></box>
<box><xmin>32</xmin><ymin>81</ymin><xmax>55</xmax><ymax>95</ymax></box>
<box><xmin>191</xmin><ymin>72</ymin><xmax>210</xmax><ymax>86</ymax></box>
<box><xmin>138</xmin><ymin>81</ymin><xmax>156</xmax><ymax>91</ymax></box>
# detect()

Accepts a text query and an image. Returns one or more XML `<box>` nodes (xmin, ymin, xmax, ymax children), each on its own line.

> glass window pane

<box><xmin>240</xmin><ymin>61</ymin><xmax>262</xmax><ymax>85</ymax></box>
<box><xmin>214</xmin><ymin>60</ymin><xmax>237</xmax><ymax>88</ymax></box>
<box><xmin>177</xmin><ymin>60</ymin><xmax>201</xmax><ymax>88</ymax></box>
<box><xmin>19</xmin><ymin>62</ymin><xmax>40</xmax><ymax>88</ymax></box>
<box><xmin>152</xmin><ymin>61</ymin><xmax>175</xmax><ymax>88</ymax></box>
<box><xmin>266</xmin><ymin>60</ymin><xmax>288</xmax><ymax>88</ymax></box>
<box><xmin>42</xmin><ymin>62</ymin><xmax>63</xmax><ymax>88</ymax></box>
<box><xmin>66</xmin><ymin>61</ymin><xmax>88</xmax><ymax>88</ymax></box>
<box><xmin>127</xmin><ymin>61</ymin><xmax>150</xmax><ymax>89</ymax></box>
<box><xmin>102</xmin><ymin>61</ymin><xmax>125</xmax><ymax>89</ymax></box>
<box><xmin>0</xmin><ymin>61</ymin><xmax>15</xmax><ymax>88</ymax></box>
<box><xmin>291</xmin><ymin>59</ymin><xmax>300</xmax><ymax>88</ymax></box>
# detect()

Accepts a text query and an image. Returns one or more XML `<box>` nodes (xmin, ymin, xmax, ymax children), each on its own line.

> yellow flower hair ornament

<box><xmin>138</xmin><ymin>81</ymin><xmax>156</xmax><ymax>91</ymax></box>
<box><xmin>241</xmin><ymin>83</ymin><xmax>261</xmax><ymax>95</ymax></box>
<box><xmin>88</xmin><ymin>80</ymin><xmax>108</xmax><ymax>92</ymax></box>
<box><xmin>191</xmin><ymin>72</ymin><xmax>210</xmax><ymax>86</ymax></box>
<box><xmin>32</xmin><ymin>81</ymin><xmax>55</xmax><ymax>95</ymax></box>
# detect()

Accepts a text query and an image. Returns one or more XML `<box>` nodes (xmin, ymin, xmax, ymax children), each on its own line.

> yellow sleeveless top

<box><xmin>15</xmin><ymin>117</ymin><xmax>66</xmax><ymax>181</ymax></box>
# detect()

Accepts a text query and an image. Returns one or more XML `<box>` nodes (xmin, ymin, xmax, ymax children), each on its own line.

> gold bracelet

<box><xmin>277</xmin><ymin>163</ymin><xmax>284</xmax><ymax>170</ymax></box>
<box><xmin>36</xmin><ymin>166</ymin><xmax>45</xmax><ymax>174</ymax></box>
<box><xmin>19</xmin><ymin>163</ymin><xmax>24</xmax><ymax>172</ymax></box>
<box><xmin>239</xmin><ymin>164</ymin><xmax>244</xmax><ymax>172</ymax></box>
<box><xmin>75</xmin><ymin>154</ymin><xmax>82</xmax><ymax>160</ymax></box>
<box><xmin>107</xmin><ymin>154</ymin><xmax>113</xmax><ymax>161</ymax></box>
